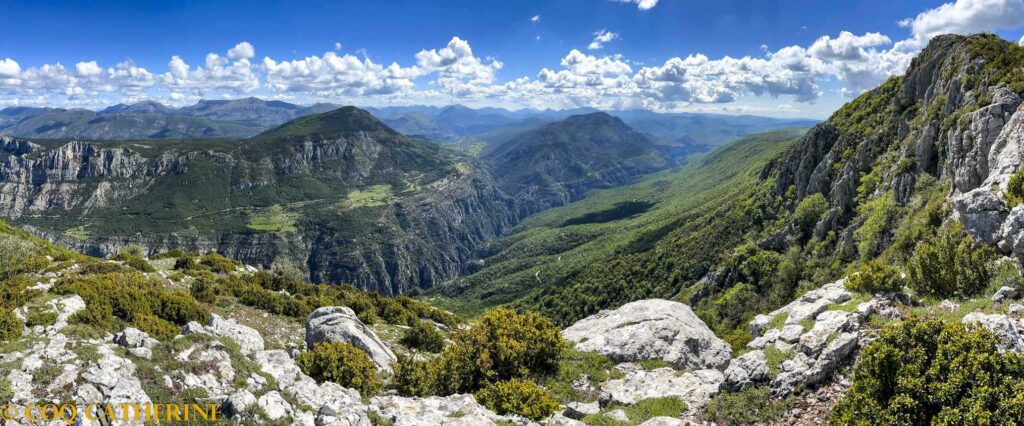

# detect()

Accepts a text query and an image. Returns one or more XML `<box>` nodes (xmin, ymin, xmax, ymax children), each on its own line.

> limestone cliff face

<box><xmin>0</xmin><ymin>108</ymin><xmax>521</xmax><ymax>295</ymax></box>
<box><xmin>765</xmin><ymin>34</ymin><xmax>1024</xmax><ymax>259</ymax></box>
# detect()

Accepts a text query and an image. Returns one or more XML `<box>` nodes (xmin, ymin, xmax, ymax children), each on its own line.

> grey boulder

<box><xmin>563</xmin><ymin>299</ymin><xmax>731</xmax><ymax>370</ymax></box>
<box><xmin>305</xmin><ymin>306</ymin><xmax>397</xmax><ymax>371</ymax></box>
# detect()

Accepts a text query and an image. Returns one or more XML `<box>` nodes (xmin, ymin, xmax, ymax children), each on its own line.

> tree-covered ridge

<box><xmin>435</xmin><ymin>128</ymin><xmax>804</xmax><ymax>323</ymax></box>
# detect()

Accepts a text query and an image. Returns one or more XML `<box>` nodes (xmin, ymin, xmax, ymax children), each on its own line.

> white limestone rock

<box><xmin>305</xmin><ymin>306</ymin><xmax>397</xmax><ymax>371</ymax></box>
<box><xmin>563</xmin><ymin>299</ymin><xmax>731</xmax><ymax>370</ymax></box>
<box><xmin>369</xmin><ymin>394</ymin><xmax>509</xmax><ymax>426</ymax></box>
<box><xmin>599</xmin><ymin>366</ymin><xmax>724</xmax><ymax>410</ymax></box>
<box><xmin>963</xmin><ymin>312</ymin><xmax>1024</xmax><ymax>352</ymax></box>
<box><xmin>114</xmin><ymin>327</ymin><xmax>158</xmax><ymax>349</ymax></box>
<box><xmin>723</xmin><ymin>350</ymin><xmax>768</xmax><ymax>391</ymax></box>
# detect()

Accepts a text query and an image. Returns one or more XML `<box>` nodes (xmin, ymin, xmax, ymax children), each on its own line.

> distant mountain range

<box><xmin>0</xmin><ymin>99</ymin><xmax>816</xmax><ymax>148</ymax></box>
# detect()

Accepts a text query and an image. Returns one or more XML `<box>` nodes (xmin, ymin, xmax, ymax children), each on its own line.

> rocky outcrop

<box><xmin>183</xmin><ymin>314</ymin><xmax>265</xmax><ymax>355</ymax></box>
<box><xmin>743</xmin><ymin>279</ymin><xmax>884</xmax><ymax>395</ymax></box>
<box><xmin>599</xmin><ymin>363</ymin><xmax>724</xmax><ymax>410</ymax></box>
<box><xmin>79</xmin><ymin>346</ymin><xmax>153</xmax><ymax>424</ymax></box>
<box><xmin>749</xmin><ymin>280</ymin><xmax>852</xmax><ymax>338</ymax></box>
<box><xmin>369</xmin><ymin>394</ymin><xmax>514</xmax><ymax>426</ymax></box>
<box><xmin>305</xmin><ymin>306</ymin><xmax>397</xmax><ymax>370</ymax></box>
<box><xmin>722</xmin><ymin>350</ymin><xmax>768</xmax><ymax>392</ymax></box>
<box><xmin>114</xmin><ymin>327</ymin><xmax>159</xmax><ymax>349</ymax></box>
<box><xmin>962</xmin><ymin>312</ymin><xmax>1024</xmax><ymax>353</ymax></box>
<box><xmin>254</xmin><ymin>349</ymin><xmax>371</xmax><ymax>424</ymax></box>
<box><xmin>947</xmin><ymin>87</ymin><xmax>1022</xmax><ymax>194</ymax></box>
<box><xmin>563</xmin><ymin>299</ymin><xmax>732</xmax><ymax>370</ymax></box>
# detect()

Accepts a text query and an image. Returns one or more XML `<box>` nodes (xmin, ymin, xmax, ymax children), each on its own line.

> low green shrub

<box><xmin>190</xmin><ymin>276</ymin><xmax>218</xmax><ymax>304</ymax></box>
<box><xmin>845</xmin><ymin>260</ymin><xmax>903</xmax><ymax>294</ymax></box>
<box><xmin>1006</xmin><ymin>167</ymin><xmax>1024</xmax><ymax>208</ymax></box>
<box><xmin>583</xmin><ymin>397</ymin><xmax>688</xmax><ymax>425</ymax></box>
<box><xmin>390</xmin><ymin>307</ymin><xmax>563</xmax><ymax>398</ymax></box>
<box><xmin>430</xmin><ymin>307</ymin><xmax>562</xmax><ymax>395</ymax></box>
<box><xmin>0</xmin><ymin>309</ymin><xmax>23</xmax><ymax>341</ymax></box>
<box><xmin>174</xmin><ymin>255</ymin><xmax>198</xmax><ymax>271</ymax></box>
<box><xmin>829</xmin><ymin>318</ymin><xmax>1024</xmax><ymax>425</ymax></box>
<box><xmin>199</xmin><ymin>252</ymin><xmax>241</xmax><ymax>273</ymax></box>
<box><xmin>25</xmin><ymin>310</ymin><xmax>57</xmax><ymax>328</ymax></box>
<box><xmin>53</xmin><ymin>271</ymin><xmax>208</xmax><ymax>337</ymax></box>
<box><xmin>0</xmin><ymin>234</ymin><xmax>49</xmax><ymax>280</ymax></box>
<box><xmin>476</xmin><ymin>379</ymin><xmax>559</xmax><ymax>421</ymax></box>
<box><xmin>132</xmin><ymin>314</ymin><xmax>179</xmax><ymax>340</ymax></box>
<box><xmin>906</xmin><ymin>223</ymin><xmax>994</xmax><ymax>298</ymax></box>
<box><xmin>296</xmin><ymin>342</ymin><xmax>381</xmax><ymax>396</ymax></box>
<box><xmin>702</xmin><ymin>387</ymin><xmax>792</xmax><ymax>424</ymax></box>
<box><xmin>390</xmin><ymin>355</ymin><xmax>434</xmax><ymax>397</ymax></box>
<box><xmin>399</xmin><ymin>321</ymin><xmax>445</xmax><ymax>353</ymax></box>
<box><xmin>125</xmin><ymin>256</ymin><xmax>155</xmax><ymax>273</ymax></box>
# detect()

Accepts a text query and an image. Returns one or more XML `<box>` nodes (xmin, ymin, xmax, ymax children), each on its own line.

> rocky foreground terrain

<box><xmin>1</xmin><ymin>220</ymin><xmax>1020</xmax><ymax>426</ymax></box>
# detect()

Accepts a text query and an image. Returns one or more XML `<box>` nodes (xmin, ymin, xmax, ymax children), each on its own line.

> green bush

<box><xmin>906</xmin><ymin>224</ymin><xmax>994</xmax><ymax>298</ymax></box>
<box><xmin>25</xmin><ymin>310</ymin><xmax>58</xmax><ymax>328</ymax></box>
<box><xmin>157</xmin><ymin>290</ymin><xmax>208</xmax><ymax>324</ymax></box>
<box><xmin>400</xmin><ymin>321</ymin><xmax>445</xmax><ymax>353</ymax></box>
<box><xmin>150</xmin><ymin>249</ymin><xmax>185</xmax><ymax>260</ymax></box>
<box><xmin>793</xmin><ymin>193</ymin><xmax>827</xmax><ymax>240</ymax></box>
<box><xmin>0</xmin><ymin>234</ymin><xmax>48</xmax><ymax>280</ymax></box>
<box><xmin>199</xmin><ymin>252</ymin><xmax>241</xmax><ymax>273</ymax></box>
<box><xmin>390</xmin><ymin>356</ymin><xmax>435</xmax><ymax>397</ymax></box>
<box><xmin>702</xmin><ymin>386</ymin><xmax>791</xmax><ymax>424</ymax></box>
<box><xmin>190</xmin><ymin>276</ymin><xmax>218</xmax><ymax>304</ymax></box>
<box><xmin>430</xmin><ymin>307</ymin><xmax>562</xmax><ymax>395</ymax></box>
<box><xmin>125</xmin><ymin>256</ymin><xmax>155</xmax><ymax>273</ymax></box>
<box><xmin>174</xmin><ymin>255</ymin><xmax>197</xmax><ymax>271</ymax></box>
<box><xmin>829</xmin><ymin>318</ymin><xmax>1024</xmax><ymax>425</ymax></box>
<box><xmin>854</xmin><ymin>192</ymin><xmax>903</xmax><ymax>259</ymax></box>
<box><xmin>845</xmin><ymin>260</ymin><xmax>903</xmax><ymax>294</ymax></box>
<box><xmin>582</xmin><ymin>397</ymin><xmax>689</xmax><ymax>425</ymax></box>
<box><xmin>0</xmin><ymin>309</ymin><xmax>22</xmax><ymax>341</ymax></box>
<box><xmin>77</xmin><ymin>260</ymin><xmax>130</xmax><ymax>275</ymax></box>
<box><xmin>132</xmin><ymin>314</ymin><xmax>179</xmax><ymax>340</ymax></box>
<box><xmin>296</xmin><ymin>342</ymin><xmax>381</xmax><ymax>396</ymax></box>
<box><xmin>476</xmin><ymin>379</ymin><xmax>559</xmax><ymax>421</ymax></box>
<box><xmin>1006</xmin><ymin>166</ymin><xmax>1024</xmax><ymax>208</ymax></box>
<box><xmin>52</xmin><ymin>271</ymin><xmax>209</xmax><ymax>336</ymax></box>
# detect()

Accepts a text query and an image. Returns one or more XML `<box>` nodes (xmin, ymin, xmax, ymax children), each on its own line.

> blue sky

<box><xmin>2</xmin><ymin>0</ymin><xmax>1024</xmax><ymax>118</ymax></box>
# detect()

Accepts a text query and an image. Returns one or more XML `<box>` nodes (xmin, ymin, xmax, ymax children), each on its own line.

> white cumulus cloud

<box><xmin>0</xmin><ymin>58</ymin><xmax>20</xmax><ymax>78</ymax></box>
<box><xmin>901</xmin><ymin>0</ymin><xmax>1024</xmax><ymax>43</ymax></box>
<box><xmin>75</xmin><ymin>61</ymin><xmax>103</xmax><ymax>77</ymax></box>
<box><xmin>616</xmin><ymin>0</ymin><xmax>658</xmax><ymax>10</ymax></box>
<box><xmin>588</xmin><ymin>30</ymin><xmax>620</xmax><ymax>50</ymax></box>
<box><xmin>227</xmin><ymin>41</ymin><xmax>256</xmax><ymax>60</ymax></box>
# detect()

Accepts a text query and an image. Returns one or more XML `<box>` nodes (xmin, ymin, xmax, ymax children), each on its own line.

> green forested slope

<box><xmin>434</xmin><ymin>128</ymin><xmax>805</xmax><ymax>322</ymax></box>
